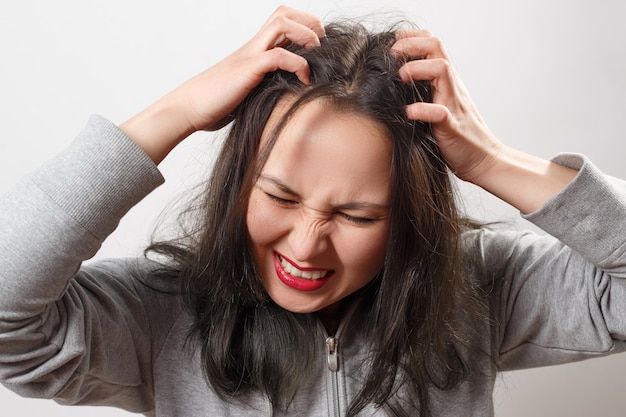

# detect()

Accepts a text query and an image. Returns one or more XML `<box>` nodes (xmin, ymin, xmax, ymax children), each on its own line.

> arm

<box><xmin>0</xmin><ymin>5</ymin><xmax>324</xmax><ymax>408</ymax></box>
<box><xmin>0</xmin><ymin>116</ymin><xmax>166</xmax><ymax>410</ymax></box>
<box><xmin>121</xmin><ymin>6</ymin><xmax>325</xmax><ymax>164</ymax></box>
<box><xmin>392</xmin><ymin>31</ymin><xmax>577</xmax><ymax>213</ymax></box>
<box><xmin>465</xmin><ymin>154</ymin><xmax>626</xmax><ymax>368</ymax></box>
<box><xmin>393</xmin><ymin>33</ymin><xmax>626</xmax><ymax>365</ymax></box>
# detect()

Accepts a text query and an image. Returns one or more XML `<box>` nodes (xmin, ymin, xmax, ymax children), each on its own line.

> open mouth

<box><xmin>273</xmin><ymin>252</ymin><xmax>334</xmax><ymax>291</ymax></box>
<box><xmin>277</xmin><ymin>254</ymin><xmax>331</xmax><ymax>280</ymax></box>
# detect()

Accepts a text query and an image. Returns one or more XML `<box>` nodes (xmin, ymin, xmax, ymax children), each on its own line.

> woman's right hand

<box><xmin>121</xmin><ymin>6</ymin><xmax>324</xmax><ymax>164</ymax></box>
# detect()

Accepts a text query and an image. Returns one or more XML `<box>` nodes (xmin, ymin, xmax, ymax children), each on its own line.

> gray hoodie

<box><xmin>0</xmin><ymin>115</ymin><xmax>625</xmax><ymax>416</ymax></box>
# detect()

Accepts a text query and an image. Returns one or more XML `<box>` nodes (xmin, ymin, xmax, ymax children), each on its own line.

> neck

<box><xmin>315</xmin><ymin>296</ymin><xmax>354</xmax><ymax>335</ymax></box>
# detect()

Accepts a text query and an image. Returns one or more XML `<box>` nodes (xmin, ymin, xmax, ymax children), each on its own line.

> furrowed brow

<box><xmin>258</xmin><ymin>175</ymin><xmax>300</xmax><ymax>197</ymax></box>
<box><xmin>337</xmin><ymin>202</ymin><xmax>390</xmax><ymax>211</ymax></box>
<box><xmin>259</xmin><ymin>175</ymin><xmax>389</xmax><ymax>211</ymax></box>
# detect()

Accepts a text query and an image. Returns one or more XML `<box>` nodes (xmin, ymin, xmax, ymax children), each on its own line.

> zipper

<box><xmin>322</xmin><ymin>301</ymin><xmax>359</xmax><ymax>417</ymax></box>
<box><xmin>326</xmin><ymin>336</ymin><xmax>340</xmax><ymax>417</ymax></box>
<box><xmin>326</xmin><ymin>336</ymin><xmax>339</xmax><ymax>371</ymax></box>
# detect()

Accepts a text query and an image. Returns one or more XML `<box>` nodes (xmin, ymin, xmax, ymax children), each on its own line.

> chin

<box><xmin>270</xmin><ymin>296</ymin><xmax>329</xmax><ymax>315</ymax></box>
<box><xmin>275</xmin><ymin>302</ymin><xmax>321</xmax><ymax>314</ymax></box>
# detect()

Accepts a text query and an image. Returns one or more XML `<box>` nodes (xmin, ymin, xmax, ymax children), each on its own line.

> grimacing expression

<box><xmin>246</xmin><ymin>98</ymin><xmax>392</xmax><ymax>315</ymax></box>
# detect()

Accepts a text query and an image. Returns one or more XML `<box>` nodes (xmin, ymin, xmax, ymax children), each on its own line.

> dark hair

<box><xmin>149</xmin><ymin>21</ymin><xmax>486</xmax><ymax>417</ymax></box>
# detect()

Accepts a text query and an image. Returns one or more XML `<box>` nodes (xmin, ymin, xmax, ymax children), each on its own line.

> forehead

<box><xmin>260</xmin><ymin>98</ymin><xmax>392</xmax><ymax>203</ymax></box>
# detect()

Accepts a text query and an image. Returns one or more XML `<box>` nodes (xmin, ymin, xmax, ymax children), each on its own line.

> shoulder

<box><xmin>80</xmin><ymin>256</ymin><xmax>182</xmax><ymax>295</ymax></box>
<box><xmin>79</xmin><ymin>256</ymin><xmax>186</xmax><ymax>345</ymax></box>
<box><xmin>460</xmin><ymin>224</ymin><xmax>562</xmax><ymax>284</ymax></box>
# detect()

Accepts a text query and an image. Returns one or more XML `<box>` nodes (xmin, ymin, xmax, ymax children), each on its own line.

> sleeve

<box><xmin>0</xmin><ymin>115</ymin><xmax>170</xmax><ymax>412</ymax></box>
<box><xmin>466</xmin><ymin>153</ymin><xmax>626</xmax><ymax>371</ymax></box>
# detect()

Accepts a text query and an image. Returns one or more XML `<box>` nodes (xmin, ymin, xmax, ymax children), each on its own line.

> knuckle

<box><xmin>434</xmin><ymin>57</ymin><xmax>451</xmax><ymax>72</ymax></box>
<box><xmin>264</xmin><ymin>11</ymin><xmax>290</xmax><ymax>34</ymax></box>
<box><xmin>430</xmin><ymin>36</ymin><xmax>444</xmax><ymax>50</ymax></box>
<box><xmin>419</xmin><ymin>29</ymin><xmax>435</xmax><ymax>37</ymax></box>
<box><xmin>268</xmin><ymin>48</ymin><xmax>303</xmax><ymax>67</ymax></box>
<box><xmin>274</xmin><ymin>5</ymin><xmax>291</xmax><ymax>15</ymax></box>
<box><xmin>270</xmin><ymin>14</ymin><xmax>289</xmax><ymax>28</ymax></box>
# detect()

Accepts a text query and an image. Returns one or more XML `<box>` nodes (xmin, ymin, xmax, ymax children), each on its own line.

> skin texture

<box><xmin>246</xmin><ymin>99</ymin><xmax>392</xmax><ymax>317</ymax></box>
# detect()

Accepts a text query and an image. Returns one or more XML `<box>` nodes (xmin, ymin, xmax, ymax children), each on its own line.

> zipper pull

<box><xmin>326</xmin><ymin>337</ymin><xmax>338</xmax><ymax>372</ymax></box>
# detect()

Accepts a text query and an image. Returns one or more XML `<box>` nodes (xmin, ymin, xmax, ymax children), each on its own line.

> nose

<box><xmin>288</xmin><ymin>211</ymin><xmax>329</xmax><ymax>262</ymax></box>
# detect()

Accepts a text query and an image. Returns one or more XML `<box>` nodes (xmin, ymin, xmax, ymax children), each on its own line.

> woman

<box><xmin>0</xmin><ymin>6</ymin><xmax>624</xmax><ymax>417</ymax></box>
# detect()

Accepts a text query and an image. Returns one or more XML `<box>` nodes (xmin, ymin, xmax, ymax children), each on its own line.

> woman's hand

<box><xmin>392</xmin><ymin>31</ymin><xmax>577</xmax><ymax>213</ymax></box>
<box><xmin>121</xmin><ymin>6</ymin><xmax>325</xmax><ymax>164</ymax></box>
<box><xmin>391</xmin><ymin>30</ymin><xmax>501</xmax><ymax>184</ymax></box>
<box><xmin>179</xmin><ymin>6</ymin><xmax>325</xmax><ymax>132</ymax></box>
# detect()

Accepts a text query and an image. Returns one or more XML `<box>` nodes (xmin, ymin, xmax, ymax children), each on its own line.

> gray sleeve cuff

<box><xmin>523</xmin><ymin>153</ymin><xmax>626</xmax><ymax>272</ymax></box>
<box><xmin>30</xmin><ymin>114</ymin><xmax>165</xmax><ymax>240</ymax></box>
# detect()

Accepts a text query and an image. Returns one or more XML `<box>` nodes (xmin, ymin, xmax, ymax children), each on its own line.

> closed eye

<box><xmin>264</xmin><ymin>192</ymin><xmax>298</xmax><ymax>205</ymax></box>
<box><xmin>337</xmin><ymin>212</ymin><xmax>376</xmax><ymax>225</ymax></box>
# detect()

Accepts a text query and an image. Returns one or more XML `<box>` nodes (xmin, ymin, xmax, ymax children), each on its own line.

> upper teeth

<box><xmin>280</xmin><ymin>256</ymin><xmax>327</xmax><ymax>280</ymax></box>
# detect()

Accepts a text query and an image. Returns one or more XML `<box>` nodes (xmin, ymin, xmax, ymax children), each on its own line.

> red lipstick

<box><xmin>273</xmin><ymin>252</ymin><xmax>334</xmax><ymax>291</ymax></box>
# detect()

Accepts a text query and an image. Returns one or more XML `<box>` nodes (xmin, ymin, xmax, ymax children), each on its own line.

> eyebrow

<box><xmin>258</xmin><ymin>175</ymin><xmax>390</xmax><ymax>211</ymax></box>
<box><xmin>259</xmin><ymin>175</ymin><xmax>300</xmax><ymax>197</ymax></box>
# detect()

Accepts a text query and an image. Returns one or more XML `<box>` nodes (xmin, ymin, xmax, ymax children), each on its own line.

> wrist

<box><xmin>120</xmin><ymin>94</ymin><xmax>196</xmax><ymax>164</ymax></box>
<box><xmin>472</xmin><ymin>146</ymin><xmax>578</xmax><ymax>214</ymax></box>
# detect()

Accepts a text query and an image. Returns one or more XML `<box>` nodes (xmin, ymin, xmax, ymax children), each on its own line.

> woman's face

<box><xmin>246</xmin><ymin>99</ymin><xmax>392</xmax><ymax>315</ymax></box>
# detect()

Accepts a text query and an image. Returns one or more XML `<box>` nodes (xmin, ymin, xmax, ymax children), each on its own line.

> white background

<box><xmin>1</xmin><ymin>0</ymin><xmax>625</xmax><ymax>415</ymax></box>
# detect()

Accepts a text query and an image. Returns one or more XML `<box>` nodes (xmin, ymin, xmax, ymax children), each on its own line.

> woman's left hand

<box><xmin>392</xmin><ymin>31</ymin><xmax>577</xmax><ymax>213</ymax></box>
<box><xmin>391</xmin><ymin>30</ymin><xmax>502</xmax><ymax>184</ymax></box>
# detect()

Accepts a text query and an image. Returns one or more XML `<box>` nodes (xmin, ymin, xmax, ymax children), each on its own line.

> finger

<box><xmin>257</xmin><ymin>47</ymin><xmax>312</xmax><ymax>85</ymax></box>
<box><xmin>259</xmin><ymin>14</ymin><xmax>322</xmax><ymax>49</ymax></box>
<box><xmin>391</xmin><ymin>35</ymin><xmax>448</xmax><ymax>61</ymax></box>
<box><xmin>267</xmin><ymin>5</ymin><xmax>326</xmax><ymax>38</ymax></box>
<box><xmin>257</xmin><ymin>6</ymin><xmax>324</xmax><ymax>50</ymax></box>
<box><xmin>404</xmin><ymin>102</ymin><xmax>450</xmax><ymax>124</ymax></box>
<box><xmin>395</xmin><ymin>29</ymin><xmax>434</xmax><ymax>40</ymax></box>
<box><xmin>398</xmin><ymin>58</ymin><xmax>454</xmax><ymax>95</ymax></box>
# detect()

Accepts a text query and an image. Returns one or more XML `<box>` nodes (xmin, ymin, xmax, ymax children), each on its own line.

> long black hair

<box><xmin>148</xmin><ymin>21</ymin><xmax>486</xmax><ymax>417</ymax></box>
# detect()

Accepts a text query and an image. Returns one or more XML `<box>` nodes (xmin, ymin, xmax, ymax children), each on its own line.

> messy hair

<box><xmin>149</xmin><ymin>20</ymin><xmax>486</xmax><ymax>417</ymax></box>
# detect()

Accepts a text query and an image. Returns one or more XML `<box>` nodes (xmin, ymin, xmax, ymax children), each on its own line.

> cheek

<box><xmin>339</xmin><ymin>225</ymin><xmax>389</xmax><ymax>277</ymax></box>
<box><xmin>365</xmin><ymin>234</ymin><xmax>388</xmax><ymax>270</ymax></box>
<box><xmin>246</xmin><ymin>198</ymin><xmax>286</xmax><ymax>245</ymax></box>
